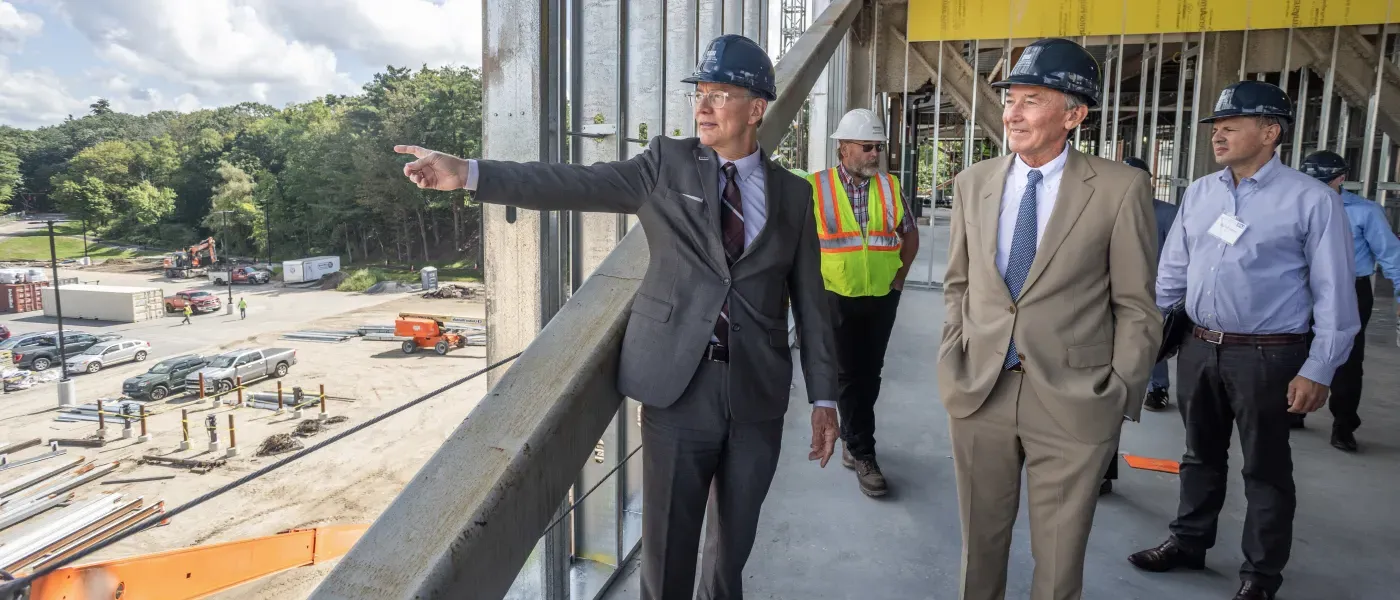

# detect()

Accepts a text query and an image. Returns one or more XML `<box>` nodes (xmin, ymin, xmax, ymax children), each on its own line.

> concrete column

<box><xmin>664</xmin><ymin>0</ymin><xmax>698</xmax><ymax>138</ymax></box>
<box><xmin>578</xmin><ymin>0</ymin><xmax>623</xmax><ymax>279</ymax></box>
<box><xmin>482</xmin><ymin>0</ymin><xmax>557</xmax><ymax>388</ymax></box>
<box><xmin>1190</xmin><ymin>32</ymin><xmax>1245</xmax><ymax>184</ymax></box>
<box><xmin>743</xmin><ymin>0</ymin><xmax>766</xmax><ymax>45</ymax></box>
<box><xmin>807</xmin><ymin>0</ymin><xmax>847</xmax><ymax>171</ymax></box>
<box><xmin>724</xmin><ymin>0</ymin><xmax>744</xmax><ymax>34</ymax></box>
<box><xmin>699</xmin><ymin>0</ymin><xmax>724</xmax><ymax>50</ymax></box>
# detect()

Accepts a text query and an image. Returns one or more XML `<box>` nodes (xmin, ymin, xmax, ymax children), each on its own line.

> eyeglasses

<box><xmin>684</xmin><ymin>90</ymin><xmax>753</xmax><ymax>109</ymax></box>
<box><xmin>847</xmin><ymin>142</ymin><xmax>885</xmax><ymax>153</ymax></box>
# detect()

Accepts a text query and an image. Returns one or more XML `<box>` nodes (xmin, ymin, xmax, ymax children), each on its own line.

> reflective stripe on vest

<box><xmin>812</xmin><ymin>169</ymin><xmax>863</xmax><ymax>252</ymax></box>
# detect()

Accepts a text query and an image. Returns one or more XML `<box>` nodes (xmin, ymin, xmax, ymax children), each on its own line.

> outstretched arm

<box><xmin>396</xmin><ymin>136</ymin><xmax>664</xmax><ymax>214</ymax></box>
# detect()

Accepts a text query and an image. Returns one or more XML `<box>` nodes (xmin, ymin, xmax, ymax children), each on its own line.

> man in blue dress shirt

<box><xmin>1296</xmin><ymin>150</ymin><xmax>1400</xmax><ymax>452</ymax></box>
<box><xmin>1127</xmin><ymin>82</ymin><xmax>1360</xmax><ymax>600</ymax></box>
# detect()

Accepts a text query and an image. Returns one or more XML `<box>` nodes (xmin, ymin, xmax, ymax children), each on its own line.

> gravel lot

<box><xmin>0</xmin><ymin>265</ymin><xmax>490</xmax><ymax>599</ymax></box>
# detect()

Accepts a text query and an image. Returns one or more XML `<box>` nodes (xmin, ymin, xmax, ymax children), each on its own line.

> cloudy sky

<box><xmin>0</xmin><ymin>0</ymin><xmax>483</xmax><ymax>129</ymax></box>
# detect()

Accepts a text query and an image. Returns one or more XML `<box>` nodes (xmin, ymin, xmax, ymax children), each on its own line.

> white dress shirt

<box><xmin>995</xmin><ymin>144</ymin><xmax>1069</xmax><ymax>277</ymax></box>
<box><xmin>464</xmin><ymin>153</ymin><xmax>834</xmax><ymax>409</ymax></box>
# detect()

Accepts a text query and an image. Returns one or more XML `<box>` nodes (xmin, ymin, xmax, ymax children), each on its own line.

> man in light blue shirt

<box><xmin>1128</xmin><ymin>81</ymin><xmax>1360</xmax><ymax>600</ymax></box>
<box><xmin>1298</xmin><ymin>150</ymin><xmax>1400</xmax><ymax>452</ymax></box>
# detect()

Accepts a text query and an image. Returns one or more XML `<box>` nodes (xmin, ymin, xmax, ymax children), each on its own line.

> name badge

<box><xmin>1207</xmin><ymin>213</ymin><xmax>1248</xmax><ymax>245</ymax></box>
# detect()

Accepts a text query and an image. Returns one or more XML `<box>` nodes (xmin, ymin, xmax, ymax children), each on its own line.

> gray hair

<box><xmin>1063</xmin><ymin>93</ymin><xmax>1087</xmax><ymax>112</ymax></box>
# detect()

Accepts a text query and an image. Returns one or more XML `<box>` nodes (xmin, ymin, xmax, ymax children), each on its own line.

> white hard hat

<box><xmin>830</xmin><ymin>108</ymin><xmax>886</xmax><ymax>142</ymax></box>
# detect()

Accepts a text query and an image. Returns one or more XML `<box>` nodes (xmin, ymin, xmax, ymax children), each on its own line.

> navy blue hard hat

<box><xmin>684</xmin><ymin>35</ymin><xmax>777</xmax><ymax>101</ymax></box>
<box><xmin>1123</xmin><ymin>156</ymin><xmax>1151</xmax><ymax>174</ymax></box>
<box><xmin>1200</xmin><ymin>80</ymin><xmax>1293</xmax><ymax>123</ymax></box>
<box><xmin>1300</xmin><ymin>150</ymin><xmax>1348</xmax><ymax>183</ymax></box>
<box><xmin>992</xmin><ymin>38</ymin><xmax>1101</xmax><ymax>107</ymax></box>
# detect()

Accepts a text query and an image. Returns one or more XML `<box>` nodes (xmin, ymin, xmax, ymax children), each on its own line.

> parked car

<box><xmin>164</xmin><ymin>289</ymin><xmax>222</xmax><ymax>314</ymax></box>
<box><xmin>8</xmin><ymin>331</ymin><xmax>122</xmax><ymax>371</ymax></box>
<box><xmin>0</xmin><ymin>325</ymin><xmax>10</xmax><ymax>341</ymax></box>
<box><xmin>64</xmin><ymin>339</ymin><xmax>151</xmax><ymax>374</ymax></box>
<box><xmin>184</xmin><ymin>348</ymin><xmax>297</xmax><ymax>395</ymax></box>
<box><xmin>123</xmin><ymin>354</ymin><xmax>210</xmax><ymax>401</ymax></box>
<box><xmin>208</xmin><ymin>266</ymin><xmax>271</xmax><ymax>285</ymax></box>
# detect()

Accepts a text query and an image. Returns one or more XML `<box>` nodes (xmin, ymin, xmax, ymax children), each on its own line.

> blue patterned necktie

<box><xmin>1003</xmin><ymin>168</ymin><xmax>1042</xmax><ymax>369</ymax></box>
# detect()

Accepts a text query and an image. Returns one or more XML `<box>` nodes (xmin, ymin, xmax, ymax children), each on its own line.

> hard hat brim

<box><xmin>990</xmin><ymin>78</ymin><xmax>1099</xmax><ymax>108</ymax></box>
<box><xmin>1198</xmin><ymin>111</ymin><xmax>1295</xmax><ymax>124</ymax></box>
<box><xmin>682</xmin><ymin>74</ymin><xmax>777</xmax><ymax>101</ymax></box>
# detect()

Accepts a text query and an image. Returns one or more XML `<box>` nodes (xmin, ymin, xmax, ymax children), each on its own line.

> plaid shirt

<box><xmin>837</xmin><ymin>165</ymin><xmax>916</xmax><ymax>236</ymax></box>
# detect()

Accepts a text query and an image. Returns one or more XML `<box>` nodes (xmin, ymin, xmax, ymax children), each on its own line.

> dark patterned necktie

<box><xmin>716</xmin><ymin>162</ymin><xmax>745</xmax><ymax>346</ymax></box>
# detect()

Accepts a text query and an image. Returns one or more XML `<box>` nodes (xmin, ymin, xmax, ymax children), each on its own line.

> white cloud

<box><xmin>256</xmin><ymin>0</ymin><xmax>482</xmax><ymax>69</ymax></box>
<box><xmin>0</xmin><ymin>1</ymin><xmax>43</xmax><ymax>51</ymax></box>
<box><xmin>0</xmin><ymin>56</ymin><xmax>89</xmax><ymax>127</ymax></box>
<box><xmin>51</xmin><ymin>0</ymin><xmax>361</xmax><ymax>109</ymax></box>
<box><xmin>1</xmin><ymin>0</ymin><xmax>485</xmax><ymax>127</ymax></box>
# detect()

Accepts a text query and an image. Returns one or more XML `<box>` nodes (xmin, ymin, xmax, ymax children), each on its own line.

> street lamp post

<box><xmin>47</xmin><ymin>221</ymin><xmax>75</xmax><ymax>407</ymax></box>
<box><xmin>216</xmin><ymin>210</ymin><xmax>234</xmax><ymax>315</ymax></box>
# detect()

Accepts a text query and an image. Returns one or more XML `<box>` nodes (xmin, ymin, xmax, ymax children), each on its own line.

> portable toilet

<box><xmin>420</xmin><ymin>266</ymin><xmax>439</xmax><ymax>291</ymax></box>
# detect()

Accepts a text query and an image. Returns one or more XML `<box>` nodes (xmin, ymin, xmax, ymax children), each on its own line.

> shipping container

<box><xmin>41</xmin><ymin>284</ymin><xmax>165</xmax><ymax>323</ymax></box>
<box><xmin>0</xmin><ymin>282</ymin><xmax>45</xmax><ymax>313</ymax></box>
<box><xmin>281</xmin><ymin>256</ymin><xmax>342</xmax><ymax>283</ymax></box>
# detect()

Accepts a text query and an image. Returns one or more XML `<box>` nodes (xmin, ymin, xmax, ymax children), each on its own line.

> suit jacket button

<box><xmin>722</xmin><ymin>278</ymin><xmax>731</xmax><ymax>285</ymax></box>
<box><xmin>1008</xmin><ymin>305</ymin><xmax>1016</xmax><ymax>313</ymax></box>
<box><xmin>731</xmin><ymin>324</ymin><xmax>741</xmax><ymax>331</ymax></box>
<box><xmin>1017</xmin><ymin>353</ymin><xmax>1026</xmax><ymax>361</ymax></box>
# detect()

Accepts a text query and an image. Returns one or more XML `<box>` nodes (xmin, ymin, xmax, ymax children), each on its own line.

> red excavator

<box><xmin>163</xmin><ymin>237</ymin><xmax>218</xmax><ymax>279</ymax></box>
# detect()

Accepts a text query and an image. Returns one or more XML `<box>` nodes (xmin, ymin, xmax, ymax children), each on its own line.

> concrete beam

<box><xmin>1294</xmin><ymin>26</ymin><xmax>1400</xmax><ymax>144</ymax></box>
<box><xmin>307</xmin><ymin>1</ymin><xmax>861</xmax><ymax>597</ymax></box>
<box><xmin>900</xmin><ymin>34</ymin><xmax>1006</xmax><ymax>150</ymax></box>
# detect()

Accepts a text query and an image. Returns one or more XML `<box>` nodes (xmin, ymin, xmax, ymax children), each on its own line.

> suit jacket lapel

<box><xmin>737</xmin><ymin>151</ymin><xmax>780</xmax><ymax>263</ymax></box>
<box><xmin>979</xmin><ymin>155</ymin><xmax>1014</xmax><ymax>290</ymax></box>
<box><xmin>1020</xmin><ymin>148</ymin><xmax>1095</xmax><ymax>295</ymax></box>
<box><xmin>694</xmin><ymin>146</ymin><xmax>727</xmax><ymax>266</ymax></box>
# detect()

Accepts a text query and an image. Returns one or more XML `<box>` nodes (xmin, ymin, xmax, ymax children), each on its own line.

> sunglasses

<box><xmin>849</xmin><ymin>142</ymin><xmax>884</xmax><ymax>153</ymax></box>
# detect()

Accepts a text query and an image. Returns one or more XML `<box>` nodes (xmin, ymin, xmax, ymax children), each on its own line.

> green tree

<box><xmin>52</xmin><ymin>176</ymin><xmax>110</xmax><ymax>225</ymax></box>
<box><xmin>203</xmin><ymin>161</ymin><xmax>265</xmax><ymax>257</ymax></box>
<box><xmin>0</xmin><ymin>137</ymin><xmax>20</xmax><ymax>213</ymax></box>
<box><xmin>121</xmin><ymin>180</ymin><xmax>177</xmax><ymax>227</ymax></box>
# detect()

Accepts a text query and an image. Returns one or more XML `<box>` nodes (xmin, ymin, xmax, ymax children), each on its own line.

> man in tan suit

<box><xmin>937</xmin><ymin>38</ymin><xmax>1161</xmax><ymax>600</ymax></box>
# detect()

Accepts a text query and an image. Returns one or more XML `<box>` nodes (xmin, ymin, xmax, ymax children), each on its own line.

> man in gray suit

<box><xmin>395</xmin><ymin>34</ymin><xmax>839</xmax><ymax>600</ymax></box>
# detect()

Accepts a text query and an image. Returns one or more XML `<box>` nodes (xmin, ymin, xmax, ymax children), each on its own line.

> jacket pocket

<box><xmin>631</xmin><ymin>293</ymin><xmax>673</xmax><ymax>323</ymax></box>
<box><xmin>768</xmin><ymin>328</ymin><xmax>788</xmax><ymax>348</ymax></box>
<box><xmin>1066</xmin><ymin>341</ymin><xmax>1112</xmax><ymax>368</ymax></box>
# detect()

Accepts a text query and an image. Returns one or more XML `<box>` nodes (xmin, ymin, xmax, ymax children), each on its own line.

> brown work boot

<box><xmin>853</xmin><ymin>457</ymin><xmax>888</xmax><ymax>497</ymax></box>
<box><xmin>842</xmin><ymin>445</ymin><xmax>855</xmax><ymax>469</ymax></box>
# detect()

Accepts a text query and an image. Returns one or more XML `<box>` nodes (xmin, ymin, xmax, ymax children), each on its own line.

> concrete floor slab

<box><xmin>604</xmin><ymin>282</ymin><xmax>1400</xmax><ymax>600</ymax></box>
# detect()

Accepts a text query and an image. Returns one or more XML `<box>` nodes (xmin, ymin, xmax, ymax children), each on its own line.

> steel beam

<box><xmin>1294</xmin><ymin>26</ymin><xmax>1400</xmax><ymax>145</ymax></box>
<box><xmin>307</xmin><ymin>1</ymin><xmax>860</xmax><ymax>596</ymax></box>
<box><xmin>899</xmin><ymin>33</ymin><xmax>1005</xmax><ymax>150</ymax></box>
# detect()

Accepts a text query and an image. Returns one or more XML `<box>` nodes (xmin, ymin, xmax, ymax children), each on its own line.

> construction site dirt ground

<box><xmin>0</xmin><ymin>294</ymin><xmax>489</xmax><ymax>599</ymax></box>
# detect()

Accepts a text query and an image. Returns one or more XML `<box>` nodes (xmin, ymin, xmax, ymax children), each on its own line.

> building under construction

<box><xmin>304</xmin><ymin>1</ymin><xmax>1400</xmax><ymax>599</ymax></box>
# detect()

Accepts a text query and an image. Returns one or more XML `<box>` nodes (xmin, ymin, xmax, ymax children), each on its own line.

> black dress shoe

<box><xmin>1331</xmin><ymin>430</ymin><xmax>1359</xmax><ymax>452</ymax></box>
<box><xmin>1127</xmin><ymin>538</ymin><xmax>1205</xmax><ymax>572</ymax></box>
<box><xmin>1143</xmin><ymin>389</ymin><xmax>1169</xmax><ymax>412</ymax></box>
<box><xmin>1290</xmin><ymin>415</ymin><xmax>1306</xmax><ymax>429</ymax></box>
<box><xmin>1099</xmin><ymin>479</ymin><xmax>1113</xmax><ymax>496</ymax></box>
<box><xmin>1233</xmin><ymin>581</ymin><xmax>1274</xmax><ymax>599</ymax></box>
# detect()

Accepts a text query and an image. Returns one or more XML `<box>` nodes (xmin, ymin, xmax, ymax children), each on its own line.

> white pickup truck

<box><xmin>184</xmin><ymin>347</ymin><xmax>297</xmax><ymax>395</ymax></box>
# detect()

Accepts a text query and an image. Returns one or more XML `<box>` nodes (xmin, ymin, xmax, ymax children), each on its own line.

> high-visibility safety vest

<box><xmin>802</xmin><ymin>168</ymin><xmax>905</xmax><ymax>298</ymax></box>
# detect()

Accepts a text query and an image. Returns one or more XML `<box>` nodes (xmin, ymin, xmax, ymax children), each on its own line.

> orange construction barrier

<box><xmin>1122</xmin><ymin>453</ymin><xmax>1180</xmax><ymax>474</ymax></box>
<box><xmin>29</xmin><ymin>524</ymin><xmax>367</xmax><ymax>600</ymax></box>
